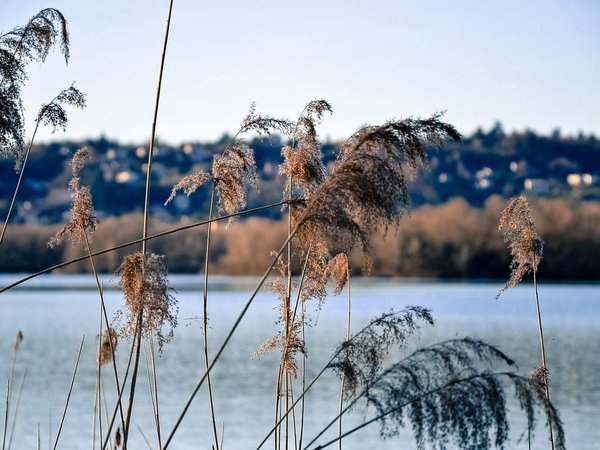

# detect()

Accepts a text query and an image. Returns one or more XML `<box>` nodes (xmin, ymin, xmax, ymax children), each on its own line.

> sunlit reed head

<box><xmin>48</xmin><ymin>146</ymin><xmax>98</xmax><ymax>248</ymax></box>
<box><xmin>496</xmin><ymin>195</ymin><xmax>544</xmax><ymax>299</ymax></box>
<box><xmin>116</xmin><ymin>251</ymin><xmax>177</xmax><ymax>350</ymax></box>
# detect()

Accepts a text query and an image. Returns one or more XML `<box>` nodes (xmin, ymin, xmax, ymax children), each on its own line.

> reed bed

<box><xmin>0</xmin><ymin>6</ymin><xmax>568</xmax><ymax>450</ymax></box>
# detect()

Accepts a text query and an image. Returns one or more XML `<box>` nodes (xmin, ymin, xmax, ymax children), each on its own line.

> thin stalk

<box><xmin>219</xmin><ymin>422</ymin><xmax>225</xmax><ymax>450</ymax></box>
<box><xmin>298</xmin><ymin>304</ymin><xmax>306</xmax><ymax>450</ymax></box>
<box><xmin>52</xmin><ymin>335</ymin><xmax>85</xmax><ymax>450</ymax></box>
<box><xmin>2</xmin><ymin>380</ymin><xmax>9</xmax><ymax>450</ymax></box>
<box><xmin>96</xmin><ymin>292</ymin><xmax>104</xmax><ymax>449</ymax></box>
<box><xmin>143</xmin><ymin>345</ymin><xmax>159</xmax><ymax>448</ymax></box>
<box><xmin>125</xmin><ymin>1</ymin><xmax>174</xmax><ymax>445</ymax></box>
<box><xmin>202</xmin><ymin>189</ymin><xmax>220</xmax><ymax>450</ymax></box>
<box><xmin>101</xmin><ymin>315</ymin><xmax>139</xmax><ymax>450</ymax></box>
<box><xmin>289</xmin><ymin>379</ymin><xmax>298</xmax><ymax>450</ymax></box>
<box><xmin>163</xmin><ymin>226</ymin><xmax>300</xmax><ymax>450</ymax></box>
<box><xmin>274</xmin><ymin>364</ymin><xmax>283</xmax><ymax>450</ymax></box>
<box><xmin>135</xmin><ymin>423</ymin><xmax>153</xmax><ymax>450</ymax></box>
<box><xmin>149</xmin><ymin>337</ymin><xmax>162</xmax><ymax>449</ymax></box>
<box><xmin>100</xmin><ymin>380</ymin><xmax>114</xmax><ymax>450</ymax></box>
<box><xmin>337</xmin><ymin>270</ymin><xmax>351</xmax><ymax>450</ymax></box>
<box><xmin>282</xmin><ymin>174</ymin><xmax>294</xmax><ymax>450</ymax></box>
<box><xmin>37</xmin><ymin>423</ymin><xmax>40</xmax><ymax>450</ymax></box>
<box><xmin>84</xmin><ymin>232</ymin><xmax>125</xmax><ymax>434</ymax></box>
<box><xmin>7</xmin><ymin>370</ymin><xmax>27</xmax><ymax>450</ymax></box>
<box><xmin>532</xmin><ymin>256</ymin><xmax>555</xmax><ymax>450</ymax></box>
<box><xmin>256</xmin><ymin>365</ymin><xmax>330</xmax><ymax>450</ymax></box>
<box><xmin>92</xmin><ymin>367</ymin><xmax>99</xmax><ymax>450</ymax></box>
<box><xmin>0</xmin><ymin>120</ymin><xmax>40</xmax><ymax>249</ymax></box>
<box><xmin>0</xmin><ymin>200</ymin><xmax>288</xmax><ymax>294</ymax></box>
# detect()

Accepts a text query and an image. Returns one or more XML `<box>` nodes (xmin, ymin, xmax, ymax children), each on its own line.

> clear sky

<box><xmin>1</xmin><ymin>0</ymin><xmax>599</xmax><ymax>144</ymax></box>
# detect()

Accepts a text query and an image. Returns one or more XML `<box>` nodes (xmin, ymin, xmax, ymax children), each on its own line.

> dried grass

<box><xmin>496</xmin><ymin>195</ymin><xmax>544</xmax><ymax>298</ymax></box>
<box><xmin>116</xmin><ymin>251</ymin><xmax>178</xmax><ymax>350</ymax></box>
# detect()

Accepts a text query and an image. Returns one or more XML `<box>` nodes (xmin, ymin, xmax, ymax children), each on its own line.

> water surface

<box><xmin>0</xmin><ymin>275</ymin><xmax>598</xmax><ymax>449</ymax></box>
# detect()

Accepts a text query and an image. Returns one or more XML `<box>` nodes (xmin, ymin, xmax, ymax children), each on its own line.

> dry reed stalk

<box><xmin>280</xmin><ymin>100</ymin><xmax>331</xmax><ymax>450</ymax></box>
<box><xmin>166</xmin><ymin>105</ymin><xmax>292</xmax><ymax>450</ymax></box>
<box><xmin>6</xmin><ymin>369</ymin><xmax>26</xmax><ymax>450</ymax></box>
<box><xmin>52</xmin><ymin>335</ymin><xmax>85</xmax><ymax>450</ymax></box>
<box><xmin>324</xmin><ymin>253</ymin><xmax>351</xmax><ymax>450</ymax></box>
<box><xmin>497</xmin><ymin>195</ymin><xmax>555</xmax><ymax>450</ymax></box>
<box><xmin>122</xmin><ymin>0</ymin><xmax>175</xmax><ymax>445</ymax></box>
<box><xmin>2</xmin><ymin>331</ymin><xmax>23</xmax><ymax>450</ymax></box>
<box><xmin>1</xmin><ymin>85</ymin><xmax>85</xmax><ymax>249</ymax></box>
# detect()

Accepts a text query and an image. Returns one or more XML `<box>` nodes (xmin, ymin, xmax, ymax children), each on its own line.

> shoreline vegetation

<box><xmin>0</xmin><ymin>196</ymin><xmax>597</xmax><ymax>279</ymax></box>
<box><xmin>0</xmin><ymin>6</ymin><xmax>573</xmax><ymax>450</ymax></box>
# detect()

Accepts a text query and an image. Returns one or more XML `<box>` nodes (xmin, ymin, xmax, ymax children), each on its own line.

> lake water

<box><xmin>0</xmin><ymin>275</ymin><xmax>598</xmax><ymax>449</ymax></box>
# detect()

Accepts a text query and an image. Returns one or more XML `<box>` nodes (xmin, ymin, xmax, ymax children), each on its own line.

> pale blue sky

<box><xmin>1</xmin><ymin>0</ymin><xmax>599</xmax><ymax>144</ymax></box>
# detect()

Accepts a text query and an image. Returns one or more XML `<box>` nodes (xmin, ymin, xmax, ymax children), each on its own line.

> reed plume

<box><xmin>48</xmin><ymin>147</ymin><xmax>98</xmax><ymax>248</ymax></box>
<box><xmin>12</xmin><ymin>330</ymin><xmax>23</xmax><ymax>353</ymax></box>
<box><xmin>497</xmin><ymin>195</ymin><xmax>555</xmax><ymax>450</ymax></box>
<box><xmin>116</xmin><ymin>251</ymin><xmax>178</xmax><ymax>351</ymax></box>
<box><xmin>1</xmin><ymin>84</ymin><xmax>85</xmax><ymax>248</ymax></box>
<box><xmin>0</xmin><ymin>8</ymin><xmax>70</xmax><ymax>163</ymax></box>
<box><xmin>166</xmin><ymin>103</ymin><xmax>292</xmax><ymax>222</ymax></box>
<box><xmin>280</xmin><ymin>99</ymin><xmax>332</xmax><ymax>196</ymax></box>
<box><xmin>496</xmin><ymin>195</ymin><xmax>543</xmax><ymax>298</ymax></box>
<box><xmin>309</xmin><ymin>338</ymin><xmax>565</xmax><ymax>450</ymax></box>
<box><xmin>298</xmin><ymin>114</ymin><xmax>461</xmax><ymax>269</ymax></box>
<box><xmin>325</xmin><ymin>253</ymin><xmax>349</xmax><ymax>295</ymax></box>
<box><xmin>328</xmin><ymin>307</ymin><xmax>434</xmax><ymax>398</ymax></box>
<box><xmin>98</xmin><ymin>329</ymin><xmax>118</xmax><ymax>366</ymax></box>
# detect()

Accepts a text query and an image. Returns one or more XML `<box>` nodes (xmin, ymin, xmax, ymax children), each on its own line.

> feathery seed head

<box><xmin>98</xmin><ymin>328</ymin><xmax>118</xmax><ymax>366</ymax></box>
<box><xmin>531</xmin><ymin>364</ymin><xmax>549</xmax><ymax>391</ymax></box>
<box><xmin>496</xmin><ymin>196</ymin><xmax>544</xmax><ymax>298</ymax></box>
<box><xmin>48</xmin><ymin>148</ymin><xmax>98</xmax><ymax>247</ymax></box>
<box><xmin>0</xmin><ymin>9</ymin><xmax>71</xmax><ymax>167</ymax></box>
<box><xmin>326</xmin><ymin>253</ymin><xmax>349</xmax><ymax>294</ymax></box>
<box><xmin>116</xmin><ymin>252</ymin><xmax>178</xmax><ymax>350</ymax></box>
<box><xmin>13</xmin><ymin>329</ymin><xmax>23</xmax><ymax>353</ymax></box>
<box><xmin>38</xmin><ymin>84</ymin><xmax>86</xmax><ymax>133</ymax></box>
<box><xmin>239</xmin><ymin>101</ymin><xmax>293</xmax><ymax>136</ymax></box>
<box><xmin>212</xmin><ymin>143</ymin><xmax>258</xmax><ymax>224</ymax></box>
<box><xmin>280</xmin><ymin>100</ymin><xmax>332</xmax><ymax>197</ymax></box>
<box><xmin>70</xmin><ymin>146</ymin><xmax>91</xmax><ymax>176</ymax></box>
<box><xmin>165</xmin><ymin>170</ymin><xmax>211</xmax><ymax>205</ymax></box>
<box><xmin>297</xmin><ymin>114</ymin><xmax>460</xmax><ymax>271</ymax></box>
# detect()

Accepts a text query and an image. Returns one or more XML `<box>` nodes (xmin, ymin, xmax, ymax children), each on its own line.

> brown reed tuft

<box><xmin>0</xmin><ymin>8</ymin><xmax>70</xmax><ymax>163</ymax></box>
<box><xmin>48</xmin><ymin>147</ymin><xmax>98</xmax><ymax>247</ymax></box>
<box><xmin>116</xmin><ymin>251</ymin><xmax>178</xmax><ymax>350</ymax></box>
<box><xmin>279</xmin><ymin>99</ymin><xmax>332</xmax><ymax>197</ymax></box>
<box><xmin>298</xmin><ymin>241</ymin><xmax>329</xmax><ymax>306</ymax></box>
<box><xmin>166</xmin><ymin>104</ymin><xmax>291</xmax><ymax>214</ymax></box>
<box><xmin>13</xmin><ymin>330</ymin><xmax>23</xmax><ymax>353</ymax></box>
<box><xmin>297</xmin><ymin>114</ymin><xmax>461</xmax><ymax>270</ymax></box>
<box><xmin>496</xmin><ymin>195</ymin><xmax>544</xmax><ymax>298</ymax></box>
<box><xmin>212</xmin><ymin>143</ymin><xmax>258</xmax><ymax>224</ymax></box>
<box><xmin>37</xmin><ymin>84</ymin><xmax>85</xmax><ymax>134</ymax></box>
<box><xmin>531</xmin><ymin>364</ymin><xmax>550</xmax><ymax>391</ymax></box>
<box><xmin>254</xmin><ymin>318</ymin><xmax>305</xmax><ymax>379</ymax></box>
<box><xmin>325</xmin><ymin>253</ymin><xmax>349</xmax><ymax>295</ymax></box>
<box><xmin>98</xmin><ymin>328</ymin><xmax>118</xmax><ymax>366</ymax></box>
<box><xmin>164</xmin><ymin>170</ymin><xmax>210</xmax><ymax>205</ymax></box>
<box><xmin>239</xmin><ymin>101</ymin><xmax>292</xmax><ymax>136</ymax></box>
